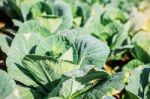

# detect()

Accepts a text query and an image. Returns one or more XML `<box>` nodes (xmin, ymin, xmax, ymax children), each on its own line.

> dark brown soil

<box><xmin>0</xmin><ymin>52</ymin><xmax>7</xmax><ymax>71</ymax></box>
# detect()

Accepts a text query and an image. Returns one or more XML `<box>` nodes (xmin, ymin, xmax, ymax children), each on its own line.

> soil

<box><xmin>0</xmin><ymin>52</ymin><xmax>7</xmax><ymax>71</ymax></box>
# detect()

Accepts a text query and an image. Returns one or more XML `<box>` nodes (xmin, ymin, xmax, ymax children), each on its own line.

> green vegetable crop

<box><xmin>0</xmin><ymin>0</ymin><xmax>149</xmax><ymax>99</ymax></box>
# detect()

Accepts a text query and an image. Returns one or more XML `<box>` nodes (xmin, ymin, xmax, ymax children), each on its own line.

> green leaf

<box><xmin>35</xmin><ymin>35</ymin><xmax>68</xmax><ymax>59</ymax></box>
<box><xmin>73</xmin><ymin>17</ymin><xmax>82</xmax><ymax>26</ymax></box>
<box><xmin>36</xmin><ymin>17</ymin><xmax>62</xmax><ymax>33</ymax></box>
<box><xmin>22</xmin><ymin>55</ymin><xmax>79</xmax><ymax>86</ymax></box>
<box><xmin>84</xmin><ymin>5</ymin><xmax>104</xmax><ymax>37</ymax></box>
<box><xmin>0</xmin><ymin>70</ymin><xmax>19</xmax><ymax>99</ymax></box>
<box><xmin>17</xmin><ymin>85</ymin><xmax>42</xmax><ymax>99</ymax></box>
<box><xmin>110</xmin><ymin>20</ymin><xmax>132</xmax><ymax>50</ymax></box>
<box><xmin>6</xmin><ymin>33</ymin><xmax>44</xmax><ymax>86</ymax></box>
<box><xmin>102</xmin><ymin>95</ymin><xmax>116</xmax><ymax>99</ymax></box>
<box><xmin>48</xmin><ymin>66</ymin><xmax>109</xmax><ymax>98</ymax></box>
<box><xmin>59</xmin><ymin>47</ymin><xmax>73</xmax><ymax>62</ymax></box>
<box><xmin>0</xmin><ymin>34</ymin><xmax>12</xmax><ymax>54</ymax></box>
<box><xmin>101</xmin><ymin>5</ymin><xmax>129</xmax><ymax>24</ymax></box>
<box><xmin>35</xmin><ymin>34</ymin><xmax>109</xmax><ymax>68</ymax></box>
<box><xmin>48</xmin><ymin>97</ymin><xmax>63</xmax><ymax>99</ymax></box>
<box><xmin>74</xmin><ymin>35</ymin><xmax>110</xmax><ymax>68</ymax></box>
<box><xmin>125</xmin><ymin>91</ymin><xmax>139</xmax><ymax>99</ymax></box>
<box><xmin>65</xmin><ymin>65</ymin><xmax>109</xmax><ymax>84</ymax></box>
<box><xmin>29</xmin><ymin>2</ymin><xmax>62</xmax><ymax>33</ymax></box>
<box><xmin>79</xmin><ymin>72</ymin><xmax>127</xmax><ymax>99</ymax></box>
<box><xmin>52</xmin><ymin>0</ymin><xmax>73</xmax><ymax>31</ymax></box>
<box><xmin>56</xmin><ymin>28</ymin><xmax>82</xmax><ymax>44</ymax></box>
<box><xmin>0</xmin><ymin>0</ymin><xmax>4</xmax><ymax>6</ymax></box>
<box><xmin>125</xmin><ymin>65</ymin><xmax>150</xmax><ymax>99</ymax></box>
<box><xmin>132</xmin><ymin>32</ymin><xmax>150</xmax><ymax>63</ymax></box>
<box><xmin>17</xmin><ymin>20</ymin><xmax>51</xmax><ymax>37</ymax></box>
<box><xmin>63</xmin><ymin>0</ymin><xmax>78</xmax><ymax>16</ymax></box>
<box><xmin>59</xmin><ymin>78</ymin><xmax>85</xmax><ymax>99</ymax></box>
<box><xmin>12</xmin><ymin>19</ymin><xmax>23</xmax><ymax>27</ymax></box>
<box><xmin>76</xmin><ymin>2</ymin><xmax>91</xmax><ymax>25</ymax></box>
<box><xmin>29</xmin><ymin>1</ymin><xmax>52</xmax><ymax>18</ymax></box>
<box><xmin>145</xmin><ymin>84</ymin><xmax>150</xmax><ymax>99</ymax></box>
<box><xmin>37</xmin><ymin>34</ymin><xmax>109</xmax><ymax>69</ymax></box>
<box><xmin>123</xmin><ymin>59</ymin><xmax>144</xmax><ymax>71</ymax></box>
<box><xmin>17</xmin><ymin>0</ymin><xmax>43</xmax><ymax>20</ymax></box>
<box><xmin>5</xmin><ymin>0</ymin><xmax>22</xmax><ymax>20</ymax></box>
